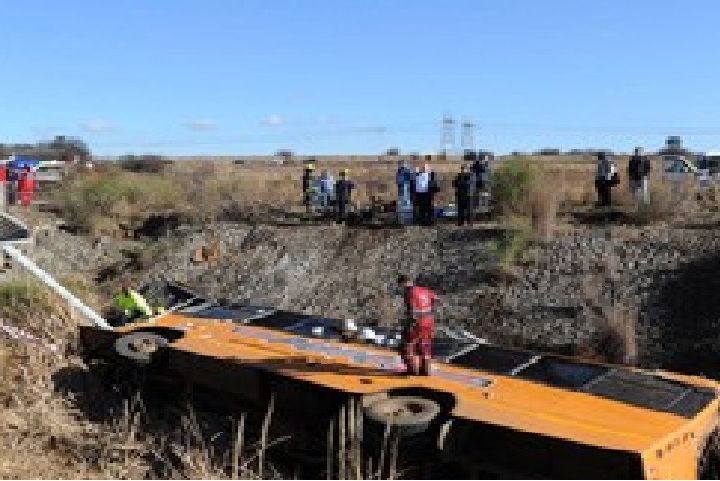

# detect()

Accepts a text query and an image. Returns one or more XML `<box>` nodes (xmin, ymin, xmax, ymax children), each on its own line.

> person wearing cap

<box><xmin>396</xmin><ymin>274</ymin><xmax>437</xmax><ymax>376</ymax></box>
<box><xmin>335</xmin><ymin>168</ymin><xmax>355</xmax><ymax>224</ymax></box>
<box><xmin>302</xmin><ymin>163</ymin><xmax>316</xmax><ymax>213</ymax></box>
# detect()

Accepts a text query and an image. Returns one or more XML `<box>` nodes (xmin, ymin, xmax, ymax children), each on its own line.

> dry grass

<box><xmin>0</xmin><ymin>279</ymin><xmax>401</xmax><ymax>479</ymax></box>
<box><xmin>52</xmin><ymin>155</ymin><xmax>720</xmax><ymax>236</ymax></box>
<box><xmin>54</xmin><ymin>159</ymin><xmax>466</xmax><ymax>234</ymax></box>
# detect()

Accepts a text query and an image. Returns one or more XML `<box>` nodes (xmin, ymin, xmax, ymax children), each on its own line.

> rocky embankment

<box><xmin>137</xmin><ymin>222</ymin><xmax>720</xmax><ymax>371</ymax></box>
<box><xmin>7</xmin><ymin>208</ymin><xmax>720</xmax><ymax>373</ymax></box>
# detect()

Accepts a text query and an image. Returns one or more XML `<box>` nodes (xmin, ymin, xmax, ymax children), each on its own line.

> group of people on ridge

<box><xmin>302</xmin><ymin>163</ymin><xmax>355</xmax><ymax>223</ymax></box>
<box><xmin>395</xmin><ymin>156</ymin><xmax>490</xmax><ymax>226</ymax></box>
<box><xmin>301</xmin><ymin>155</ymin><xmax>491</xmax><ymax>226</ymax></box>
<box><xmin>595</xmin><ymin>147</ymin><xmax>651</xmax><ymax>207</ymax></box>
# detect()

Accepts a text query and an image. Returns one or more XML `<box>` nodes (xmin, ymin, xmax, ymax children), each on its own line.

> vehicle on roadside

<box><xmin>663</xmin><ymin>155</ymin><xmax>699</xmax><ymax>176</ymax></box>
<box><xmin>697</xmin><ymin>152</ymin><xmax>720</xmax><ymax>181</ymax></box>
<box><xmin>81</xmin><ymin>291</ymin><xmax>720</xmax><ymax>479</ymax></box>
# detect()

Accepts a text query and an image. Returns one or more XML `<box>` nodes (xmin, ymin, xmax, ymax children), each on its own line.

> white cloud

<box><xmin>186</xmin><ymin>119</ymin><xmax>217</xmax><ymax>132</ymax></box>
<box><xmin>265</xmin><ymin>114</ymin><xmax>284</xmax><ymax>126</ymax></box>
<box><xmin>81</xmin><ymin>119</ymin><xmax>114</xmax><ymax>134</ymax></box>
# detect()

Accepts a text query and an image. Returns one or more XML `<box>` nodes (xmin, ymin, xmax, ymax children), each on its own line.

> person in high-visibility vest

<box><xmin>397</xmin><ymin>274</ymin><xmax>438</xmax><ymax>376</ymax></box>
<box><xmin>114</xmin><ymin>281</ymin><xmax>153</xmax><ymax>325</ymax></box>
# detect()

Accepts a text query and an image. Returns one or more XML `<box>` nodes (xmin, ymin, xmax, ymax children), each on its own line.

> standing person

<box><xmin>302</xmin><ymin>163</ymin><xmax>316</xmax><ymax>213</ymax></box>
<box><xmin>471</xmin><ymin>155</ymin><xmax>489</xmax><ymax>213</ymax></box>
<box><xmin>396</xmin><ymin>274</ymin><xmax>437</xmax><ymax>376</ymax></box>
<box><xmin>318</xmin><ymin>170</ymin><xmax>335</xmax><ymax>214</ymax></box>
<box><xmin>395</xmin><ymin>160</ymin><xmax>412</xmax><ymax>224</ymax></box>
<box><xmin>410</xmin><ymin>166</ymin><xmax>420</xmax><ymax>223</ymax></box>
<box><xmin>414</xmin><ymin>164</ymin><xmax>433</xmax><ymax>225</ymax></box>
<box><xmin>628</xmin><ymin>147</ymin><xmax>651</xmax><ymax>204</ymax></box>
<box><xmin>395</xmin><ymin>160</ymin><xmax>412</xmax><ymax>206</ymax></box>
<box><xmin>453</xmin><ymin>165</ymin><xmax>473</xmax><ymax>226</ymax></box>
<box><xmin>607</xmin><ymin>156</ymin><xmax>619</xmax><ymax>206</ymax></box>
<box><xmin>595</xmin><ymin>152</ymin><xmax>612</xmax><ymax>207</ymax></box>
<box><xmin>335</xmin><ymin>169</ymin><xmax>355</xmax><ymax>224</ymax></box>
<box><xmin>428</xmin><ymin>167</ymin><xmax>440</xmax><ymax>225</ymax></box>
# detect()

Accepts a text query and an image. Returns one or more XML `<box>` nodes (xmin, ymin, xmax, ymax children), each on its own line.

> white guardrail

<box><xmin>0</xmin><ymin>212</ymin><xmax>112</xmax><ymax>330</ymax></box>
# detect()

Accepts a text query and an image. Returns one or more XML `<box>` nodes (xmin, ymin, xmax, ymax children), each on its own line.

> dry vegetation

<box><xmin>0</xmin><ymin>279</ymin><xmax>403</xmax><ymax>479</ymax></box>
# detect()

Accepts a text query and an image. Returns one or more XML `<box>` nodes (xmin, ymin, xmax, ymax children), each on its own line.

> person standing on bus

<box><xmin>397</xmin><ymin>274</ymin><xmax>437</xmax><ymax>376</ymax></box>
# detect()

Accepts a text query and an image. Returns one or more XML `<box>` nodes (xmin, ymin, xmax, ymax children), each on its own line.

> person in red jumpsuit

<box><xmin>397</xmin><ymin>274</ymin><xmax>438</xmax><ymax>376</ymax></box>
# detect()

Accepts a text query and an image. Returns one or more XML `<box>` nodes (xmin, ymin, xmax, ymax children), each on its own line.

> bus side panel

<box><xmin>442</xmin><ymin>417</ymin><xmax>644</xmax><ymax>479</ymax></box>
<box><xmin>167</xmin><ymin>348</ymin><xmax>266</xmax><ymax>408</ymax></box>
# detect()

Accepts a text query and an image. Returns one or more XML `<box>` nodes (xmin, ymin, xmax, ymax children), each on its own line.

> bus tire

<box><xmin>364</xmin><ymin>395</ymin><xmax>441</xmax><ymax>437</ymax></box>
<box><xmin>114</xmin><ymin>332</ymin><xmax>168</xmax><ymax>366</ymax></box>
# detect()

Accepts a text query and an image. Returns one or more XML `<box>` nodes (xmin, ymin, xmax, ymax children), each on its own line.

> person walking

<box><xmin>335</xmin><ymin>169</ymin><xmax>355</xmax><ymax>224</ymax></box>
<box><xmin>396</xmin><ymin>274</ymin><xmax>438</xmax><ymax>376</ymax></box>
<box><xmin>628</xmin><ymin>147</ymin><xmax>651</xmax><ymax>204</ymax></box>
<box><xmin>453</xmin><ymin>165</ymin><xmax>473</xmax><ymax>226</ymax></box>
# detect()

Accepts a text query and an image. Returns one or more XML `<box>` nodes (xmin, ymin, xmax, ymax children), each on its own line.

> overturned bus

<box><xmin>81</xmin><ymin>295</ymin><xmax>720</xmax><ymax>479</ymax></box>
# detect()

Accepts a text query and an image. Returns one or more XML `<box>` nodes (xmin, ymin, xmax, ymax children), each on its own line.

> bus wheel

<box><xmin>114</xmin><ymin>332</ymin><xmax>168</xmax><ymax>366</ymax></box>
<box><xmin>364</xmin><ymin>395</ymin><xmax>441</xmax><ymax>437</ymax></box>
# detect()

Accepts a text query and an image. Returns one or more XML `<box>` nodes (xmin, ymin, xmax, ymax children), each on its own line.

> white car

<box><xmin>698</xmin><ymin>152</ymin><xmax>720</xmax><ymax>180</ymax></box>
<box><xmin>662</xmin><ymin>155</ymin><xmax>698</xmax><ymax>175</ymax></box>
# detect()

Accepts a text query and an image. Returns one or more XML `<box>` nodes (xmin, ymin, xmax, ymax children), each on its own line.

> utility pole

<box><xmin>461</xmin><ymin>118</ymin><xmax>476</xmax><ymax>153</ymax></box>
<box><xmin>441</xmin><ymin>115</ymin><xmax>456</xmax><ymax>157</ymax></box>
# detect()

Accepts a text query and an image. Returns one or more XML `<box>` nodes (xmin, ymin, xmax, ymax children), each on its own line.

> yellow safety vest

<box><xmin>115</xmin><ymin>290</ymin><xmax>153</xmax><ymax>317</ymax></box>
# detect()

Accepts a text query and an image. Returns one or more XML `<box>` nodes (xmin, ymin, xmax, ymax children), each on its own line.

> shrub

<box><xmin>491</xmin><ymin>157</ymin><xmax>559</xmax><ymax>240</ymax></box>
<box><xmin>0</xmin><ymin>280</ymin><xmax>52</xmax><ymax>317</ymax></box>
<box><xmin>491</xmin><ymin>157</ymin><xmax>532</xmax><ymax>216</ymax></box>
<box><xmin>53</xmin><ymin>171</ymin><xmax>183</xmax><ymax>234</ymax></box>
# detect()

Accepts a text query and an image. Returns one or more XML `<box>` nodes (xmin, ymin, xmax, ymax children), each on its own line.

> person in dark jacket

<box><xmin>453</xmin><ymin>165</ymin><xmax>473</xmax><ymax>226</ymax></box>
<box><xmin>395</xmin><ymin>160</ymin><xmax>412</xmax><ymax>205</ymax></box>
<box><xmin>302</xmin><ymin>163</ymin><xmax>316</xmax><ymax>213</ymax></box>
<box><xmin>471</xmin><ymin>155</ymin><xmax>489</xmax><ymax>212</ymax></box>
<box><xmin>595</xmin><ymin>152</ymin><xmax>618</xmax><ymax>207</ymax></box>
<box><xmin>628</xmin><ymin>147</ymin><xmax>651</xmax><ymax>204</ymax></box>
<box><xmin>335</xmin><ymin>169</ymin><xmax>355</xmax><ymax>224</ymax></box>
<box><xmin>409</xmin><ymin>166</ymin><xmax>420</xmax><ymax>223</ymax></box>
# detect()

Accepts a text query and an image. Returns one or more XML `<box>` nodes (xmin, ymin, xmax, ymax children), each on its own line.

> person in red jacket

<box><xmin>397</xmin><ymin>274</ymin><xmax>438</xmax><ymax>376</ymax></box>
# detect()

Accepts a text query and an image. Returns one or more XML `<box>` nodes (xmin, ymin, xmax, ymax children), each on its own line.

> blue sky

<box><xmin>2</xmin><ymin>0</ymin><xmax>719</xmax><ymax>155</ymax></box>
